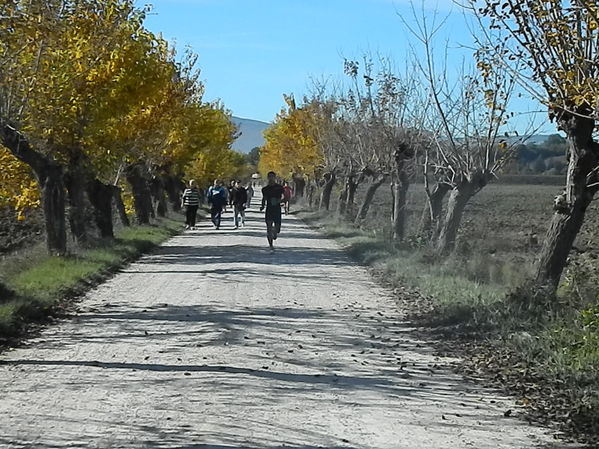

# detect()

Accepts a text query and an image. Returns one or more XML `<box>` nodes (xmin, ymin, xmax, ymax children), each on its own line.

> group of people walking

<box><xmin>180</xmin><ymin>172</ymin><xmax>293</xmax><ymax>251</ymax></box>
<box><xmin>203</xmin><ymin>179</ymin><xmax>253</xmax><ymax>230</ymax></box>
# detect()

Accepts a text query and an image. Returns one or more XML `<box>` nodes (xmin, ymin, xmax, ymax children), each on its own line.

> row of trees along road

<box><xmin>260</xmin><ymin>0</ymin><xmax>599</xmax><ymax>294</ymax></box>
<box><xmin>0</xmin><ymin>0</ymin><xmax>239</xmax><ymax>256</ymax></box>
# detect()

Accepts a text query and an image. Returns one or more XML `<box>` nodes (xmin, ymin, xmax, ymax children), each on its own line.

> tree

<box><xmin>0</xmin><ymin>148</ymin><xmax>39</xmax><ymax>220</ymax></box>
<box><xmin>0</xmin><ymin>0</ymin><xmax>233</xmax><ymax>247</ymax></box>
<box><xmin>408</xmin><ymin>9</ymin><xmax>521</xmax><ymax>254</ymax></box>
<box><xmin>246</xmin><ymin>147</ymin><xmax>261</xmax><ymax>166</ymax></box>
<box><xmin>474</xmin><ymin>0</ymin><xmax>599</xmax><ymax>289</ymax></box>
<box><xmin>186</xmin><ymin>149</ymin><xmax>245</xmax><ymax>188</ymax></box>
<box><xmin>0</xmin><ymin>0</ymin><xmax>167</xmax><ymax>246</ymax></box>
<box><xmin>260</xmin><ymin>94</ymin><xmax>324</xmax><ymax>181</ymax></box>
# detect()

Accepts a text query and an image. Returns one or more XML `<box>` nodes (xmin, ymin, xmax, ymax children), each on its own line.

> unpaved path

<box><xmin>0</xmin><ymin>205</ymin><xmax>571</xmax><ymax>448</ymax></box>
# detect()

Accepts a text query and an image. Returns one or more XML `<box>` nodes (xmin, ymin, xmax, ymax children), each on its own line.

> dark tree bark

<box><xmin>1</xmin><ymin>124</ymin><xmax>67</xmax><ymax>255</ymax></box>
<box><xmin>419</xmin><ymin>182</ymin><xmax>451</xmax><ymax>237</ymax></box>
<box><xmin>390</xmin><ymin>145</ymin><xmax>415</xmax><ymax>241</ymax></box>
<box><xmin>87</xmin><ymin>179</ymin><xmax>114</xmax><ymax>238</ymax></box>
<box><xmin>40</xmin><ymin>163</ymin><xmax>67</xmax><ymax>255</ymax></box>
<box><xmin>125</xmin><ymin>162</ymin><xmax>153</xmax><ymax>225</ymax></box>
<box><xmin>338</xmin><ymin>174</ymin><xmax>361</xmax><ymax>218</ymax></box>
<box><xmin>355</xmin><ymin>174</ymin><xmax>386</xmax><ymax>224</ymax></box>
<box><xmin>150</xmin><ymin>175</ymin><xmax>168</xmax><ymax>218</ymax></box>
<box><xmin>435</xmin><ymin>170</ymin><xmax>491</xmax><ymax>256</ymax></box>
<box><xmin>307</xmin><ymin>182</ymin><xmax>316</xmax><ymax>208</ymax></box>
<box><xmin>164</xmin><ymin>174</ymin><xmax>184</xmax><ymax>212</ymax></box>
<box><xmin>65</xmin><ymin>154</ymin><xmax>91</xmax><ymax>243</ymax></box>
<box><xmin>319</xmin><ymin>171</ymin><xmax>336</xmax><ymax>211</ymax></box>
<box><xmin>0</xmin><ymin>281</ymin><xmax>14</xmax><ymax>302</ymax></box>
<box><xmin>346</xmin><ymin>176</ymin><xmax>360</xmax><ymax>219</ymax></box>
<box><xmin>391</xmin><ymin>169</ymin><xmax>410</xmax><ymax>241</ymax></box>
<box><xmin>337</xmin><ymin>175</ymin><xmax>351</xmax><ymax>216</ymax></box>
<box><xmin>535</xmin><ymin>113</ymin><xmax>599</xmax><ymax>289</ymax></box>
<box><xmin>112</xmin><ymin>186</ymin><xmax>130</xmax><ymax>227</ymax></box>
<box><xmin>292</xmin><ymin>175</ymin><xmax>306</xmax><ymax>197</ymax></box>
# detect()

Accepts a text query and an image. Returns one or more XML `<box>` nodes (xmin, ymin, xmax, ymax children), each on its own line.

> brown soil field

<box><xmin>352</xmin><ymin>182</ymin><xmax>599</xmax><ymax>286</ymax></box>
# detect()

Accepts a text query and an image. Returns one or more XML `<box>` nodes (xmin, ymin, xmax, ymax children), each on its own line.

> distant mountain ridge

<box><xmin>231</xmin><ymin>117</ymin><xmax>269</xmax><ymax>154</ymax></box>
<box><xmin>228</xmin><ymin>117</ymin><xmax>559</xmax><ymax>155</ymax></box>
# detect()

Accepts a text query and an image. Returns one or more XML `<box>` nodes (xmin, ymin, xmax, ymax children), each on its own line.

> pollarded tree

<box><xmin>336</xmin><ymin>57</ymin><xmax>427</xmax><ymax>238</ymax></box>
<box><xmin>0</xmin><ymin>0</ymin><xmax>170</xmax><ymax>246</ymax></box>
<box><xmin>0</xmin><ymin>0</ymin><xmax>69</xmax><ymax>254</ymax></box>
<box><xmin>409</xmin><ymin>10</ymin><xmax>521</xmax><ymax>255</ymax></box>
<box><xmin>473</xmin><ymin>0</ymin><xmax>599</xmax><ymax>290</ymax></box>
<box><xmin>260</xmin><ymin>94</ymin><xmax>342</xmax><ymax>208</ymax></box>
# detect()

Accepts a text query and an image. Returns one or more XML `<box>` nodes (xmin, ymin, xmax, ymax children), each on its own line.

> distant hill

<box><xmin>231</xmin><ymin>117</ymin><xmax>269</xmax><ymax>154</ymax></box>
<box><xmin>504</xmin><ymin>134</ymin><xmax>562</xmax><ymax>145</ymax></box>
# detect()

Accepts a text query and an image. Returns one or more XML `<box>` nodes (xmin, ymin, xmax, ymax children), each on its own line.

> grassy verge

<box><xmin>301</xmin><ymin>209</ymin><xmax>599</xmax><ymax>445</ymax></box>
<box><xmin>0</xmin><ymin>218</ymin><xmax>181</xmax><ymax>341</ymax></box>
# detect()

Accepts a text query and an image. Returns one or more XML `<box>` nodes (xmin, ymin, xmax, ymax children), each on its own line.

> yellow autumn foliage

<box><xmin>259</xmin><ymin>96</ymin><xmax>324</xmax><ymax>180</ymax></box>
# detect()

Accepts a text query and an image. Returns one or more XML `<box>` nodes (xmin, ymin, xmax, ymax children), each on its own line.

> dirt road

<box><xmin>0</xmin><ymin>205</ymin><xmax>568</xmax><ymax>448</ymax></box>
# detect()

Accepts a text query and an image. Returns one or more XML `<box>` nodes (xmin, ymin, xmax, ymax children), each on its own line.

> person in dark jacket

<box><xmin>207</xmin><ymin>179</ymin><xmax>227</xmax><ymax>229</ymax></box>
<box><xmin>181</xmin><ymin>180</ymin><xmax>201</xmax><ymax>230</ymax></box>
<box><xmin>261</xmin><ymin>171</ymin><xmax>284</xmax><ymax>251</ymax></box>
<box><xmin>246</xmin><ymin>183</ymin><xmax>254</xmax><ymax>209</ymax></box>
<box><xmin>230</xmin><ymin>181</ymin><xmax>248</xmax><ymax>228</ymax></box>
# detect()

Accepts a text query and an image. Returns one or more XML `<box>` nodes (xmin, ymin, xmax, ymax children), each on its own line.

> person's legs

<box><xmin>273</xmin><ymin>209</ymin><xmax>282</xmax><ymax>238</ymax></box>
<box><xmin>240</xmin><ymin>207</ymin><xmax>245</xmax><ymax>226</ymax></box>
<box><xmin>233</xmin><ymin>204</ymin><xmax>241</xmax><ymax>228</ymax></box>
<box><xmin>265</xmin><ymin>216</ymin><xmax>274</xmax><ymax>248</ymax></box>
<box><xmin>215</xmin><ymin>206</ymin><xmax>222</xmax><ymax>229</ymax></box>
<box><xmin>210</xmin><ymin>206</ymin><xmax>217</xmax><ymax>227</ymax></box>
<box><xmin>185</xmin><ymin>206</ymin><xmax>193</xmax><ymax>228</ymax></box>
<box><xmin>189</xmin><ymin>205</ymin><xmax>198</xmax><ymax>228</ymax></box>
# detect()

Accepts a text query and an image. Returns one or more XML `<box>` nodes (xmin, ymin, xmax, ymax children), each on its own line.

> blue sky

<box><xmin>140</xmin><ymin>0</ymin><xmax>551</xmax><ymax>132</ymax></box>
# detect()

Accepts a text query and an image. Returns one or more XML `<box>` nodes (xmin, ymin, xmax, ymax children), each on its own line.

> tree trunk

<box><xmin>337</xmin><ymin>176</ymin><xmax>351</xmax><ymax>216</ymax></box>
<box><xmin>40</xmin><ymin>163</ymin><xmax>67</xmax><ymax>255</ymax></box>
<box><xmin>0</xmin><ymin>124</ymin><xmax>67</xmax><ymax>255</ymax></box>
<box><xmin>346</xmin><ymin>177</ymin><xmax>359</xmax><ymax>219</ymax></box>
<box><xmin>293</xmin><ymin>175</ymin><xmax>306</xmax><ymax>197</ymax></box>
<box><xmin>65</xmin><ymin>155</ymin><xmax>90</xmax><ymax>243</ymax></box>
<box><xmin>535</xmin><ymin>114</ymin><xmax>599</xmax><ymax>289</ymax></box>
<box><xmin>391</xmin><ymin>169</ymin><xmax>410</xmax><ymax>241</ymax></box>
<box><xmin>125</xmin><ymin>162</ymin><xmax>153</xmax><ymax>225</ymax></box>
<box><xmin>420</xmin><ymin>183</ymin><xmax>451</xmax><ymax>237</ymax></box>
<box><xmin>150</xmin><ymin>176</ymin><xmax>168</xmax><ymax>218</ymax></box>
<box><xmin>87</xmin><ymin>179</ymin><xmax>114</xmax><ymax>238</ymax></box>
<box><xmin>112</xmin><ymin>186</ymin><xmax>130</xmax><ymax>227</ymax></box>
<box><xmin>319</xmin><ymin>172</ymin><xmax>336</xmax><ymax>211</ymax></box>
<box><xmin>355</xmin><ymin>175</ymin><xmax>386</xmax><ymax>223</ymax></box>
<box><xmin>436</xmin><ymin>184</ymin><xmax>475</xmax><ymax>256</ymax></box>
<box><xmin>164</xmin><ymin>174</ymin><xmax>184</xmax><ymax>212</ymax></box>
<box><xmin>307</xmin><ymin>182</ymin><xmax>316</xmax><ymax>208</ymax></box>
<box><xmin>0</xmin><ymin>281</ymin><xmax>14</xmax><ymax>302</ymax></box>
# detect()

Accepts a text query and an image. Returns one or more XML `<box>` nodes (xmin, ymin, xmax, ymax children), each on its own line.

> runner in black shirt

<box><xmin>261</xmin><ymin>171</ymin><xmax>285</xmax><ymax>251</ymax></box>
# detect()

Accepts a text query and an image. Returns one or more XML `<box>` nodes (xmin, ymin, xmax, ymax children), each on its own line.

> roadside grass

<box><xmin>0</xmin><ymin>218</ymin><xmax>181</xmax><ymax>339</ymax></box>
<box><xmin>301</xmin><ymin>207</ymin><xmax>599</xmax><ymax>443</ymax></box>
<box><xmin>302</xmin><ymin>210</ymin><xmax>507</xmax><ymax>327</ymax></box>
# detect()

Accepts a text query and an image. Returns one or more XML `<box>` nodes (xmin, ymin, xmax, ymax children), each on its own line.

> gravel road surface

<box><xmin>0</xmin><ymin>204</ymin><xmax>571</xmax><ymax>448</ymax></box>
